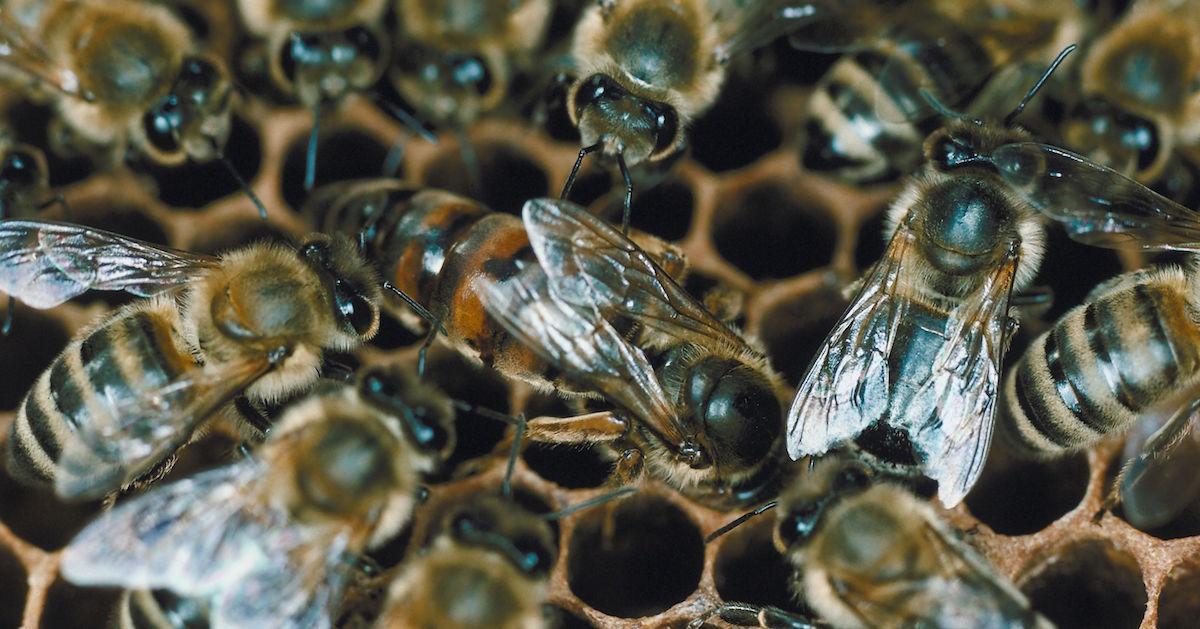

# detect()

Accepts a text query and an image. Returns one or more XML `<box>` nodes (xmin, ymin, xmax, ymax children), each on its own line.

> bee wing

<box><xmin>55</xmin><ymin>357</ymin><xmax>272</xmax><ymax>500</ymax></box>
<box><xmin>521</xmin><ymin>199</ymin><xmax>746</xmax><ymax>351</ymax></box>
<box><xmin>1119</xmin><ymin>383</ymin><xmax>1200</xmax><ymax>530</ymax></box>
<box><xmin>903</xmin><ymin>244</ymin><xmax>1018</xmax><ymax>507</ymax></box>
<box><xmin>786</xmin><ymin>218</ymin><xmax>916</xmax><ymax>459</ymax></box>
<box><xmin>0</xmin><ymin>220</ymin><xmax>219</xmax><ymax>309</ymax></box>
<box><xmin>476</xmin><ymin>262</ymin><xmax>685</xmax><ymax>450</ymax></box>
<box><xmin>0</xmin><ymin>11</ymin><xmax>90</xmax><ymax>99</ymax></box>
<box><xmin>711</xmin><ymin>0</ymin><xmax>882</xmax><ymax>61</ymax></box>
<box><xmin>992</xmin><ymin>142</ymin><xmax>1200</xmax><ymax>251</ymax></box>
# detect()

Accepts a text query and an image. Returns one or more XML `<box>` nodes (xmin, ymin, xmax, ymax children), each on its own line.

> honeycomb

<box><xmin>0</xmin><ymin>1</ymin><xmax>1197</xmax><ymax>628</ymax></box>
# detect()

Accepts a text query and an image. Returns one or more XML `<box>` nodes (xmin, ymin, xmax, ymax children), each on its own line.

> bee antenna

<box><xmin>561</xmin><ymin>142</ymin><xmax>601</xmax><ymax>201</ymax></box>
<box><xmin>919</xmin><ymin>89</ymin><xmax>972</xmax><ymax>123</ymax></box>
<box><xmin>381</xmin><ymin>282</ymin><xmax>443</xmax><ymax>331</ymax></box>
<box><xmin>544</xmin><ymin>487</ymin><xmax>636</xmax><ymax>521</ymax></box>
<box><xmin>704</xmin><ymin>500</ymin><xmax>779</xmax><ymax>544</ymax></box>
<box><xmin>455</xmin><ymin>127</ymin><xmax>483</xmax><ymax>199</ymax></box>
<box><xmin>1</xmin><ymin>296</ymin><xmax>13</xmax><ymax>336</ymax></box>
<box><xmin>372</xmin><ymin>94</ymin><xmax>439</xmax><ymax>145</ymax></box>
<box><xmin>449</xmin><ymin>399</ymin><xmax>526</xmax><ymax>498</ymax></box>
<box><xmin>304</xmin><ymin>105</ymin><xmax>322</xmax><ymax>192</ymax></box>
<box><xmin>616</xmin><ymin>151</ymin><xmax>633</xmax><ymax>236</ymax></box>
<box><xmin>1004</xmin><ymin>44</ymin><xmax>1077</xmax><ymax>127</ymax></box>
<box><xmin>214</xmin><ymin>142</ymin><xmax>268</xmax><ymax>220</ymax></box>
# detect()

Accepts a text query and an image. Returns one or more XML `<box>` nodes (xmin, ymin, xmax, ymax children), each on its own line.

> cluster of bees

<box><xmin>0</xmin><ymin>0</ymin><xmax>1199</xmax><ymax>626</ymax></box>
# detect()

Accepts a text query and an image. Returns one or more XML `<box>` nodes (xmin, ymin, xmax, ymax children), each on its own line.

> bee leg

<box><xmin>688</xmin><ymin>603</ymin><xmax>821</xmax><ymax>628</ymax></box>
<box><xmin>417</xmin><ymin>321</ymin><xmax>439</xmax><ymax>377</ymax></box>
<box><xmin>616</xmin><ymin>152</ymin><xmax>633</xmax><ymax>236</ymax></box>
<box><xmin>35</xmin><ymin>192</ymin><xmax>71</xmax><ymax>219</ymax></box>
<box><xmin>599</xmin><ymin>448</ymin><xmax>644</xmax><ymax>546</ymax></box>
<box><xmin>517</xmin><ymin>411</ymin><xmax>629</xmax><ymax>446</ymax></box>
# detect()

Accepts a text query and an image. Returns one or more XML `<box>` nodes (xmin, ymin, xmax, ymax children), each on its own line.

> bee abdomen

<box><xmin>4</xmin><ymin>305</ymin><xmax>193</xmax><ymax>487</ymax></box>
<box><xmin>1002</xmin><ymin>281</ymin><xmax>1200</xmax><ymax>455</ymax></box>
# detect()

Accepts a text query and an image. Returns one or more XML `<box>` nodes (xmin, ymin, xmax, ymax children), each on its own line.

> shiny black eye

<box><xmin>930</xmin><ymin>134</ymin><xmax>960</xmax><ymax>170</ymax></box>
<box><xmin>452</xmin><ymin>510</ymin><xmax>493</xmax><ymax>542</ymax></box>
<box><xmin>344</xmin><ymin>26</ymin><xmax>382</xmax><ymax>64</ymax></box>
<box><xmin>647</xmin><ymin>101</ymin><xmax>679</xmax><ymax>155</ymax></box>
<box><xmin>833</xmin><ymin>466</ymin><xmax>870</xmax><ymax>492</ymax></box>
<box><xmin>280</xmin><ymin>32</ymin><xmax>323</xmax><ymax>85</ymax></box>
<box><xmin>0</xmin><ymin>149</ymin><xmax>42</xmax><ymax>188</ymax></box>
<box><xmin>689</xmin><ymin>359</ymin><xmax>781</xmax><ymax>467</ymax></box>
<box><xmin>512</xmin><ymin>535</ymin><xmax>555</xmax><ymax>578</ymax></box>
<box><xmin>363</xmin><ymin>367</ymin><xmax>452</xmax><ymax>455</ymax></box>
<box><xmin>450</xmin><ymin>53</ymin><xmax>493</xmax><ymax>96</ymax></box>
<box><xmin>301</xmin><ymin>240</ymin><xmax>333</xmax><ymax>268</ymax></box>
<box><xmin>776</xmin><ymin>501</ymin><xmax>822</xmax><ymax>548</ymax></box>
<box><xmin>142</xmin><ymin>95</ymin><xmax>182</xmax><ymax>153</ymax></box>
<box><xmin>572</xmin><ymin>73</ymin><xmax>621</xmax><ymax>119</ymax></box>
<box><xmin>334</xmin><ymin>279</ymin><xmax>375</xmax><ymax>336</ymax></box>
<box><xmin>177</xmin><ymin>56</ymin><xmax>219</xmax><ymax>105</ymax></box>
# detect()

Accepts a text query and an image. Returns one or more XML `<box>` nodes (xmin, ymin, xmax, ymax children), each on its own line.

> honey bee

<box><xmin>390</xmin><ymin>0</ymin><xmax>553</xmax><ymax>129</ymax></box>
<box><xmin>306</xmin><ymin>181</ymin><xmax>786</xmax><ymax>509</ymax></box>
<box><xmin>797</xmin><ymin>0</ymin><xmax>1081</xmax><ymax>184</ymax></box>
<box><xmin>0</xmin><ymin>219</ymin><xmax>382</xmax><ymax>500</ymax></box>
<box><xmin>376</xmin><ymin>493</ymin><xmax>557</xmax><ymax>629</ymax></box>
<box><xmin>0</xmin><ymin>0</ymin><xmax>236</xmax><ymax>169</ymax></box>
<box><xmin>61</xmin><ymin>364</ymin><xmax>454</xmax><ymax>628</ymax></box>
<box><xmin>695</xmin><ymin>458</ymin><xmax>1051</xmax><ymax>628</ymax></box>
<box><xmin>1060</xmin><ymin>0</ymin><xmax>1200</xmax><ymax>206</ymax></box>
<box><xmin>235</xmin><ymin>0</ymin><xmax>390</xmax><ymax>189</ymax></box>
<box><xmin>561</xmin><ymin>0</ymin><xmax>827</xmax><ymax>231</ymax></box>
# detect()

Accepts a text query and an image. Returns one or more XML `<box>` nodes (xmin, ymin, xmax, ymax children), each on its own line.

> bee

<box><xmin>796</xmin><ymin>0</ymin><xmax>1082</xmax><ymax>184</ymax></box>
<box><xmin>306</xmin><ymin>181</ymin><xmax>786</xmax><ymax>509</ymax></box>
<box><xmin>1060</xmin><ymin>0</ymin><xmax>1200</xmax><ymax>206</ymax></box>
<box><xmin>0</xmin><ymin>0</ymin><xmax>236</xmax><ymax>169</ymax></box>
<box><xmin>561</xmin><ymin>0</ymin><xmax>825</xmax><ymax>231</ymax></box>
<box><xmin>376</xmin><ymin>493</ymin><xmax>557</xmax><ymax>629</ymax></box>
<box><xmin>390</xmin><ymin>0</ymin><xmax>553</xmax><ymax>130</ymax></box>
<box><xmin>0</xmin><ymin>136</ymin><xmax>54</xmax><ymax>220</ymax></box>
<box><xmin>235</xmin><ymin>0</ymin><xmax>390</xmax><ymax>189</ymax></box>
<box><xmin>61</xmin><ymin>365</ymin><xmax>454</xmax><ymax>628</ymax></box>
<box><xmin>0</xmin><ymin>219</ymin><xmax>383</xmax><ymax>500</ymax></box>
<box><xmin>695</xmin><ymin>458</ymin><xmax>1051</xmax><ymax>628</ymax></box>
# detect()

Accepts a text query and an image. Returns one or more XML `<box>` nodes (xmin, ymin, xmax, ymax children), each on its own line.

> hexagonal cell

<box><xmin>0</xmin><ymin>544</ymin><xmax>26</xmax><ymax>628</ymax></box>
<box><xmin>522</xmin><ymin>443</ymin><xmax>613</xmax><ymax>490</ymax></box>
<box><xmin>1159</xmin><ymin>563</ymin><xmax>1200</xmax><ymax>629</ymax></box>
<box><xmin>621</xmin><ymin>179</ymin><xmax>695</xmax><ymax>242</ymax></box>
<box><xmin>1033</xmin><ymin>228</ymin><xmax>1124</xmax><ymax>323</ymax></box>
<box><xmin>0</xmin><ymin>310</ymin><xmax>69</xmax><ymax>411</ymax></box>
<box><xmin>562</xmin><ymin>168</ymin><xmax>613</xmax><ymax>209</ymax></box>
<box><xmin>424</xmin><ymin>352</ymin><xmax>513</xmax><ymax>477</ymax></box>
<box><xmin>567</xmin><ymin>494</ymin><xmax>703</xmax><ymax>618</ymax></box>
<box><xmin>689</xmin><ymin>75</ymin><xmax>782</xmax><ymax>173</ymax></box>
<box><xmin>759</xmin><ymin>286</ymin><xmax>846</xmax><ymax>386</ymax></box>
<box><xmin>146</xmin><ymin>115</ymin><xmax>262</xmax><ymax>210</ymax></box>
<box><xmin>0</xmin><ymin>451</ymin><xmax>105</xmax><ymax>551</ymax></box>
<box><xmin>964</xmin><ymin>450</ymin><xmax>1089</xmax><ymax>536</ymax></box>
<box><xmin>2</xmin><ymin>100</ymin><xmax>94</xmax><ymax>187</ymax></box>
<box><xmin>713</xmin><ymin>515</ymin><xmax>808</xmax><ymax>618</ymax></box>
<box><xmin>713</xmin><ymin>182</ymin><xmax>837</xmax><ymax>281</ymax></box>
<box><xmin>282</xmin><ymin>129</ymin><xmax>393</xmax><ymax>211</ymax></box>
<box><xmin>423</xmin><ymin>141</ymin><xmax>549</xmax><ymax>216</ymax></box>
<box><xmin>1019</xmin><ymin>539</ymin><xmax>1147</xmax><ymax>629</ymax></box>
<box><xmin>40</xmin><ymin>578</ymin><xmax>121</xmax><ymax>628</ymax></box>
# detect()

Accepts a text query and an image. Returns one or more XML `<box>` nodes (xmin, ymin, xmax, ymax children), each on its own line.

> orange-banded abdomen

<box><xmin>1001</xmin><ymin>271</ymin><xmax>1200</xmax><ymax>456</ymax></box>
<box><xmin>4</xmin><ymin>297</ymin><xmax>197</xmax><ymax>488</ymax></box>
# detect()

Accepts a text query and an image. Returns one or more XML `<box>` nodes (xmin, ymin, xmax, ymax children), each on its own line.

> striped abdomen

<box><xmin>801</xmin><ymin>23</ymin><xmax>992</xmax><ymax>184</ymax></box>
<box><xmin>1002</xmin><ymin>272</ymin><xmax>1200</xmax><ymax>455</ymax></box>
<box><xmin>4</xmin><ymin>298</ymin><xmax>197</xmax><ymax>488</ymax></box>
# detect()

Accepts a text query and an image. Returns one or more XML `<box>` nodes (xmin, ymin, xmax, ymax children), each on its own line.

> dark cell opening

<box><xmin>423</xmin><ymin>142</ymin><xmax>549</xmax><ymax>216</ymax></box>
<box><xmin>424</xmin><ymin>352</ymin><xmax>511</xmax><ymax>477</ymax></box>
<box><xmin>0</xmin><ymin>545</ymin><xmax>25</xmax><ymax>628</ymax></box>
<box><xmin>1020</xmin><ymin>540</ymin><xmax>1147</xmax><ymax>629</ymax></box>
<box><xmin>0</xmin><ymin>310</ymin><xmax>68</xmax><ymax>411</ymax></box>
<box><xmin>713</xmin><ymin>517</ymin><xmax>808</xmax><ymax>617</ymax></box>
<box><xmin>689</xmin><ymin>77</ymin><xmax>782</xmax><ymax>172</ymax></box>
<box><xmin>623</xmin><ymin>180</ymin><xmax>694</xmax><ymax>242</ymax></box>
<box><xmin>40</xmin><ymin>579</ymin><xmax>122</xmax><ymax>628</ymax></box>
<box><xmin>523</xmin><ymin>443</ymin><xmax>613</xmax><ymax>490</ymax></box>
<box><xmin>964</xmin><ymin>451</ymin><xmax>1089</xmax><ymax>535</ymax></box>
<box><xmin>282</xmin><ymin>129</ymin><xmax>392</xmax><ymax>211</ymax></box>
<box><xmin>368</xmin><ymin>518</ymin><xmax>414</xmax><ymax>570</ymax></box>
<box><xmin>714</xmin><ymin>183</ymin><xmax>836</xmax><ymax>280</ymax></box>
<box><xmin>1159</xmin><ymin>564</ymin><xmax>1200</xmax><ymax>629</ymax></box>
<box><xmin>562</xmin><ymin>168</ymin><xmax>613</xmax><ymax>209</ymax></box>
<box><xmin>3</xmin><ymin>101</ymin><xmax>93</xmax><ymax>187</ymax></box>
<box><xmin>1033</xmin><ymin>228</ymin><xmax>1124</xmax><ymax>322</ymax></box>
<box><xmin>147</xmin><ymin>116</ymin><xmax>262</xmax><ymax>211</ymax></box>
<box><xmin>767</xmin><ymin>40</ymin><xmax>842</xmax><ymax>86</ymax></box>
<box><xmin>370</xmin><ymin>314</ymin><xmax>422</xmax><ymax>351</ymax></box>
<box><xmin>567</xmin><ymin>494</ymin><xmax>703</xmax><ymax>617</ymax></box>
<box><xmin>759</xmin><ymin>287</ymin><xmax>847</xmax><ymax>387</ymax></box>
<box><xmin>0</xmin><ymin>455</ymin><xmax>105</xmax><ymax>551</ymax></box>
<box><xmin>853</xmin><ymin>209</ymin><xmax>888</xmax><ymax>272</ymax></box>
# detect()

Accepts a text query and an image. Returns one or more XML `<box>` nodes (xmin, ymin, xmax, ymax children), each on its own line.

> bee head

<box><xmin>1064</xmin><ymin>96</ymin><xmax>1165</xmax><ymax>177</ymax></box>
<box><xmin>358</xmin><ymin>365</ymin><xmax>456</xmax><ymax>468</ymax></box>
<box><xmin>684</xmin><ymin>357</ymin><xmax>782</xmax><ymax>472</ymax></box>
<box><xmin>139</xmin><ymin>56</ymin><xmax>233</xmax><ymax>165</ymax></box>
<box><xmin>568</xmin><ymin>73</ymin><xmax>680</xmax><ymax>166</ymax></box>
<box><xmin>393</xmin><ymin>43</ymin><xmax>503</xmax><ymax>126</ymax></box>
<box><xmin>447</xmin><ymin>496</ymin><xmax>557</xmax><ymax>580</ymax></box>
<box><xmin>299</xmin><ymin>234</ymin><xmax>382</xmax><ymax>342</ymax></box>
<box><xmin>0</xmin><ymin>144</ymin><xmax>49</xmax><ymax>212</ymax></box>
<box><xmin>773</xmin><ymin>460</ymin><xmax>871</xmax><ymax>552</ymax></box>
<box><xmin>276</xmin><ymin>26</ymin><xmax>387</xmax><ymax>107</ymax></box>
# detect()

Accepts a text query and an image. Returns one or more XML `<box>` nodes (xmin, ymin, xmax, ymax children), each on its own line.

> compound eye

<box><xmin>450</xmin><ymin>53</ymin><xmax>493</xmax><ymax>97</ymax></box>
<box><xmin>403</xmin><ymin>404</ymin><xmax>450</xmax><ymax>454</ymax></box>
<box><xmin>1124</xmin><ymin>117</ymin><xmax>1161</xmax><ymax>172</ymax></box>
<box><xmin>512</xmin><ymin>535</ymin><xmax>556</xmax><ymax>578</ymax></box>
<box><xmin>362</xmin><ymin>368</ymin><xmax>397</xmax><ymax>400</ymax></box>
<box><xmin>451</xmin><ymin>508</ymin><xmax>493</xmax><ymax>542</ymax></box>
<box><xmin>300</xmin><ymin>240</ymin><xmax>332</xmax><ymax>268</ymax></box>
<box><xmin>930</xmin><ymin>133</ymin><xmax>960</xmax><ymax>170</ymax></box>
<box><xmin>1</xmin><ymin>149</ymin><xmax>43</xmax><ymax>188</ymax></box>
<box><xmin>142</xmin><ymin>95</ymin><xmax>182</xmax><ymax>154</ymax></box>
<box><xmin>344</xmin><ymin>26</ymin><xmax>383</xmax><ymax>65</ymax></box>
<box><xmin>647</xmin><ymin>101</ymin><xmax>679</xmax><ymax>156</ymax></box>
<box><xmin>776</xmin><ymin>501</ymin><xmax>822</xmax><ymax>548</ymax></box>
<box><xmin>178</xmin><ymin>56</ymin><xmax>220</xmax><ymax>102</ymax></box>
<box><xmin>333</xmin><ymin>279</ymin><xmax>376</xmax><ymax>337</ymax></box>
<box><xmin>280</xmin><ymin>32</ymin><xmax>323</xmax><ymax>86</ymax></box>
<box><xmin>833</xmin><ymin>465</ymin><xmax>870</xmax><ymax>492</ymax></box>
<box><xmin>572</xmin><ymin>73</ymin><xmax>621</xmax><ymax>119</ymax></box>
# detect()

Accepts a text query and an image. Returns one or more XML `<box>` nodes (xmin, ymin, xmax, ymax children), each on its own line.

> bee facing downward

<box><xmin>62</xmin><ymin>365</ymin><xmax>454</xmax><ymax>628</ymax></box>
<box><xmin>0</xmin><ymin>220</ymin><xmax>382</xmax><ymax>500</ymax></box>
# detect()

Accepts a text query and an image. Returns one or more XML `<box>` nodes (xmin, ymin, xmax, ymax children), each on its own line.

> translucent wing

<box><xmin>56</xmin><ymin>357</ymin><xmax>271</xmax><ymax>500</ymax></box>
<box><xmin>521</xmin><ymin>199</ymin><xmax>746</xmax><ymax>352</ymax></box>
<box><xmin>992</xmin><ymin>143</ymin><xmax>1200</xmax><ymax>251</ymax></box>
<box><xmin>1118</xmin><ymin>384</ymin><xmax>1200</xmax><ymax>530</ymax></box>
<box><xmin>476</xmin><ymin>262</ymin><xmax>687</xmax><ymax>451</ymax></box>
<box><xmin>786</xmin><ymin>217</ymin><xmax>915</xmax><ymax>459</ymax></box>
<box><xmin>711</xmin><ymin>0</ymin><xmax>881</xmax><ymax>62</ymax></box>
<box><xmin>0</xmin><ymin>10</ymin><xmax>91</xmax><ymax>99</ymax></box>
<box><xmin>903</xmin><ymin>244</ymin><xmax>1018</xmax><ymax>507</ymax></box>
<box><xmin>0</xmin><ymin>220</ymin><xmax>218</xmax><ymax>308</ymax></box>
